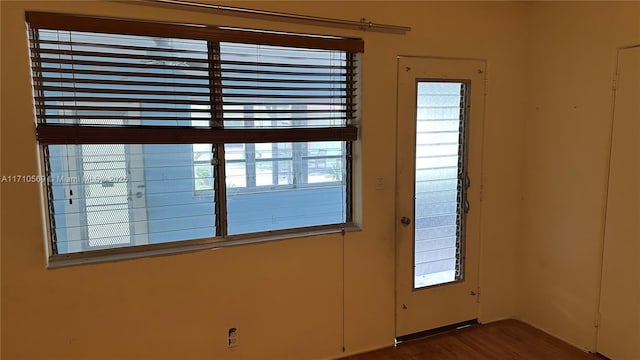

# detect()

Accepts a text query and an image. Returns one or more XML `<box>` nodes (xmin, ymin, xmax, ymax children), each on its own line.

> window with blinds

<box><xmin>27</xmin><ymin>12</ymin><xmax>362</xmax><ymax>259</ymax></box>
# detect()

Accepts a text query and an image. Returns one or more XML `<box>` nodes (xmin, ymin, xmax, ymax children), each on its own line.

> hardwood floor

<box><xmin>340</xmin><ymin>319</ymin><xmax>605</xmax><ymax>360</ymax></box>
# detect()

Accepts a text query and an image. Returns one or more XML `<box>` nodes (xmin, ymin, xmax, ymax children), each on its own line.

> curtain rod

<box><xmin>135</xmin><ymin>0</ymin><xmax>411</xmax><ymax>34</ymax></box>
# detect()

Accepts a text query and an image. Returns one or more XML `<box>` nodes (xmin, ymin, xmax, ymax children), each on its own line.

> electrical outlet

<box><xmin>228</xmin><ymin>327</ymin><xmax>239</xmax><ymax>348</ymax></box>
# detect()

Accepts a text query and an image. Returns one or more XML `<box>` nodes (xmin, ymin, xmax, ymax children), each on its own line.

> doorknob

<box><xmin>400</xmin><ymin>216</ymin><xmax>411</xmax><ymax>225</ymax></box>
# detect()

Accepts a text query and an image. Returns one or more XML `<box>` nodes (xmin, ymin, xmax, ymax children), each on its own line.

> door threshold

<box><xmin>395</xmin><ymin>319</ymin><xmax>479</xmax><ymax>344</ymax></box>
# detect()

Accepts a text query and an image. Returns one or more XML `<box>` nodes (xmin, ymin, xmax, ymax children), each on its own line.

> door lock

<box><xmin>400</xmin><ymin>216</ymin><xmax>411</xmax><ymax>225</ymax></box>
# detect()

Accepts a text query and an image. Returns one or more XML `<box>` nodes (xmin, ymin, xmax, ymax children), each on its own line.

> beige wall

<box><xmin>0</xmin><ymin>1</ymin><xmax>636</xmax><ymax>359</ymax></box>
<box><xmin>518</xmin><ymin>1</ymin><xmax>640</xmax><ymax>352</ymax></box>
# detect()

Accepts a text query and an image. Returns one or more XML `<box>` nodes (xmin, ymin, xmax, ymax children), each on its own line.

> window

<box><xmin>27</xmin><ymin>12</ymin><xmax>361</xmax><ymax>259</ymax></box>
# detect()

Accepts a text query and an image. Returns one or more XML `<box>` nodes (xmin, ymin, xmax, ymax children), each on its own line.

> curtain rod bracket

<box><xmin>359</xmin><ymin>18</ymin><xmax>374</xmax><ymax>31</ymax></box>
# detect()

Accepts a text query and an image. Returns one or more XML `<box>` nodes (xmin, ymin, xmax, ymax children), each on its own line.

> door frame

<box><xmin>595</xmin><ymin>44</ymin><xmax>640</xmax><ymax>359</ymax></box>
<box><xmin>395</xmin><ymin>55</ymin><xmax>487</xmax><ymax>338</ymax></box>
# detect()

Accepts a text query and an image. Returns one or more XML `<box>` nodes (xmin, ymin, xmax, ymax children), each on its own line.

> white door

<box><xmin>396</xmin><ymin>57</ymin><xmax>485</xmax><ymax>337</ymax></box>
<box><xmin>597</xmin><ymin>46</ymin><xmax>640</xmax><ymax>360</ymax></box>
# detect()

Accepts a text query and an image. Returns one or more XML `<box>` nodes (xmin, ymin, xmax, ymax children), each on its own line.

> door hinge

<box><xmin>484</xmin><ymin>78</ymin><xmax>489</xmax><ymax>95</ymax></box>
<box><xmin>595</xmin><ymin>312</ymin><xmax>601</xmax><ymax>328</ymax></box>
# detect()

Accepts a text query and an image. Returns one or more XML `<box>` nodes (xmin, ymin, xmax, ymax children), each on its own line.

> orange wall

<box><xmin>518</xmin><ymin>1</ymin><xmax>640</xmax><ymax>351</ymax></box>
<box><xmin>8</xmin><ymin>1</ymin><xmax>621</xmax><ymax>359</ymax></box>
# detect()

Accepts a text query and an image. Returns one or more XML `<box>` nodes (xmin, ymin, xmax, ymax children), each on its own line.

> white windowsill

<box><xmin>46</xmin><ymin>223</ymin><xmax>361</xmax><ymax>269</ymax></box>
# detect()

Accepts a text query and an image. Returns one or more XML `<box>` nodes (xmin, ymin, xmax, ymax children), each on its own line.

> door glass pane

<box><xmin>414</xmin><ymin>81</ymin><xmax>467</xmax><ymax>289</ymax></box>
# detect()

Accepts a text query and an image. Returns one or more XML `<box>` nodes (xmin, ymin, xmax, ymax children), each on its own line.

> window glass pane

<box><xmin>47</xmin><ymin>144</ymin><xmax>215</xmax><ymax>254</ymax></box>
<box><xmin>225</xmin><ymin>144</ymin><xmax>245</xmax><ymax>161</ymax></box>
<box><xmin>193</xmin><ymin>144</ymin><xmax>213</xmax><ymax>191</ymax></box>
<box><xmin>225</xmin><ymin>160</ymin><xmax>247</xmax><ymax>188</ymax></box>
<box><xmin>255</xmin><ymin>143</ymin><xmax>274</xmax><ymax>159</ymax></box>
<box><xmin>255</xmin><ymin>159</ymin><xmax>274</xmax><ymax>186</ymax></box>
<box><xmin>307</xmin><ymin>141</ymin><xmax>344</xmax><ymax>184</ymax></box>
<box><xmin>224</xmin><ymin>141</ymin><xmax>343</xmax><ymax>190</ymax></box>
<box><xmin>225</xmin><ymin>141</ymin><xmax>347</xmax><ymax>234</ymax></box>
<box><xmin>194</xmin><ymin>164</ymin><xmax>213</xmax><ymax>191</ymax></box>
<box><xmin>414</xmin><ymin>82</ymin><xmax>466</xmax><ymax>289</ymax></box>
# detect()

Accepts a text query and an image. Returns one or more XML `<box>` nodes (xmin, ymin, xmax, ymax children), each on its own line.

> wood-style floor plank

<box><xmin>340</xmin><ymin>319</ymin><xmax>604</xmax><ymax>360</ymax></box>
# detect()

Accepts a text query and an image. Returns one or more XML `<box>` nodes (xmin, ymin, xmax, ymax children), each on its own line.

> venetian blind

<box><xmin>27</xmin><ymin>12</ymin><xmax>361</xmax><ymax>145</ymax></box>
